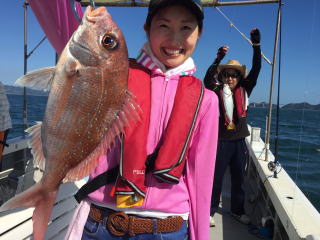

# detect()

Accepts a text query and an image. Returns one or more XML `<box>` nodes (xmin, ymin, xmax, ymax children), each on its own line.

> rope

<box><xmin>215</xmin><ymin>7</ymin><xmax>272</xmax><ymax>65</ymax></box>
<box><xmin>27</xmin><ymin>36</ymin><xmax>47</xmax><ymax>59</ymax></box>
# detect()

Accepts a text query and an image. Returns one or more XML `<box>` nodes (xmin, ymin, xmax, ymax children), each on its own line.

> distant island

<box><xmin>249</xmin><ymin>102</ymin><xmax>277</xmax><ymax>109</ymax></box>
<box><xmin>4</xmin><ymin>85</ymin><xmax>319</xmax><ymax>110</ymax></box>
<box><xmin>280</xmin><ymin>102</ymin><xmax>320</xmax><ymax>110</ymax></box>
<box><xmin>249</xmin><ymin>102</ymin><xmax>320</xmax><ymax>110</ymax></box>
<box><xmin>5</xmin><ymin>85</ymin><xmax>48</xmax><ymax>97</ymax></box>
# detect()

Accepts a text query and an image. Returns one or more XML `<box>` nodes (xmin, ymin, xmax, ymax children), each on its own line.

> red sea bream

<box><xmin>0</xmin><ymin>6</ymin><xmax>139</xmax><ymax>240</ymax></box>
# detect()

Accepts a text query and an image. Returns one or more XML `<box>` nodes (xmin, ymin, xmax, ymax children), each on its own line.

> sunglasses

<box><xmin>222</xmin><ymin>72</ymin><xmax>240</xmax><ymax>78</ymax></box>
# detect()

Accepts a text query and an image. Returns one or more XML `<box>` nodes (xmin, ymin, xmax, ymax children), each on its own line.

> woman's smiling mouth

<box><xmin>162</xmin><ymin>48</ymin><xmax>184</xmax><ymax>56</ymax></box>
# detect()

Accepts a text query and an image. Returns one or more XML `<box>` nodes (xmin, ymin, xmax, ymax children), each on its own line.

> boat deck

<box><xmin>2</xmin><ymin>135</ymin><xmax>320</xmax><ymax>239</ymax></box>
<box><xmin>210</xmin><ymin>169</ymin><xmax>260</xmax><ymax>240</ymax></box>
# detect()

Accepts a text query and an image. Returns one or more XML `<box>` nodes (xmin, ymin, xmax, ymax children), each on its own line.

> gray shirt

<box><xmin>0</xmin><ymin>82</ymin><xmax>12</xmax><ymax>131</ymax></box>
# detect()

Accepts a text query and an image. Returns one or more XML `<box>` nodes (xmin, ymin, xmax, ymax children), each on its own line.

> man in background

<box><xmin>0</xmin><ymin>81</ymin><xmax>12</xmax><ymax>171</ymax></box>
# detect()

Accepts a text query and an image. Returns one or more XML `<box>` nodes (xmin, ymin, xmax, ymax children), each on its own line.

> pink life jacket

<box><xmin>219</xmin><ymin>86</ymin><xmax>247</xmax><ymax>128</ymax></box>
<box><xmin>115</xmin><ymin>59</ymin><xmax>204</xmax><ymax>198</ymax></box>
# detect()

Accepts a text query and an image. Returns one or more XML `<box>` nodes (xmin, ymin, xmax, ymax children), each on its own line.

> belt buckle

<box><xmin>107</xmin><ymin>212</ymin><xmax>129</xmax><ymax>236</ymax></box>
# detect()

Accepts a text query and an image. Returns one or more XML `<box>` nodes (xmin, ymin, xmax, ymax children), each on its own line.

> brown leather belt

<box><xmin>89</xmin><ymin>204</ymin><xmax>184</xmax><ymax>236</ymax></box>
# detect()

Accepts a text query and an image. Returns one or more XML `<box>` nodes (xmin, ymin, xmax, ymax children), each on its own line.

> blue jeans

<box><xmin>81</xmin><ymin>216</ymin><xmax>189</xmax><ymax>240</ymax></box>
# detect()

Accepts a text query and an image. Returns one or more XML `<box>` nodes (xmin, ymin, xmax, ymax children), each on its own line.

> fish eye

<box><xmin>101</xmin><ymin>34</ymin><xmax>117</xmax><ymax>50</ymax></box>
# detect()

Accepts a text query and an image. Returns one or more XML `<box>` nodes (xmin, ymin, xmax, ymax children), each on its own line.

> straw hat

<box><xmin>217</xmin><ymin>60</ymin><xmax>246</xmax><ymax>77</ymax></box>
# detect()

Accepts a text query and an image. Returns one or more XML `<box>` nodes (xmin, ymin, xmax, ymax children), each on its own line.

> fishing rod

<box><xmin>77</xmin><ymin>0</ymin><xmax>280</xmax><ymax>7</ymax></box>
<box><xmin>22</xmin><ymin>0</ymin><xmax>49</xmax><ymax>173</ymax></box>
<box><xmin>215</xmin><ymin>7</ymin><xmax>272</xmax><ymax>65</ymax></box>
<box><xmin>270</xmin><ymin>0</ymin><xmax>283</xmax><ymax>178</ymax></box>
<box><xmin>71</xmin><ymin>0</ymin><xmax>95</xmax><ymax>22</ymax></box>
<box><xmin>23</xmin><ymin>1</ymin><xmax>47</xmax><ymax>132</ymax></box>
<box><xmin>265</xmin><ymin>0</ymin><xmax>282</xmax><ymax>166</ymax></box>
<box><xmin>23</xmin><ymin>1</ymin><xmax>29</xmax><ymax>133</ymax></box>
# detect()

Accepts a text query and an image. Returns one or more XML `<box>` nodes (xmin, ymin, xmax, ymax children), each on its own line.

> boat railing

<box><xmin>245</xmin><ymin>125</ymin><xmax>320</xmax><ymax>240</ymax></box>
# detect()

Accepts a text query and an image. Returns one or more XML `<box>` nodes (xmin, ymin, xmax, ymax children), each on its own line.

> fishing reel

<box><xmin>267</xmin><ymin>161</ymin><xmax>280</xmax><ymax>172</ymax></box>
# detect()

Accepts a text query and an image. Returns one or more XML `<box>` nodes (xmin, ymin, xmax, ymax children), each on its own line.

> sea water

<box><xmin>247</xmin><ymin>107</ymin><xmax>320</xmax><ymax>212</ymax></box>
<box><xmin>5</xmin><ymin>94</ymin><xmax>320</xmax><ymax>212</ymax></box>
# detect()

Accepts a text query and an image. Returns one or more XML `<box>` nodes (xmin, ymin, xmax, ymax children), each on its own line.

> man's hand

<box><xmin>250</xmin><ymin>28</ymin><xmax>261</xmax><ymax>45</ymax></box>
<box><xmin>217</xmin><ymin>46</ymin><xmax>229</xmax><ymax>61</ymax></box>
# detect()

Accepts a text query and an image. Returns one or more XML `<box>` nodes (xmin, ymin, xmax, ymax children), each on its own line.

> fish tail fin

<box><xmin>0</xmin><ymin>182</ymin><xmax>43</xmax><ymax>211</ymax></box>
<box><xmin>32</xmin><ymin>190</ymin><xmax>57</xmax><ymax>240</ymax></box>
<box><xmin>0</xmin><ymin>183</ymin><xmax>57</xmax><ymax>240</ymax></box>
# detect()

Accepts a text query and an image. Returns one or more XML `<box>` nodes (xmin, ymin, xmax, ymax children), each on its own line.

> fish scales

<box><xmin>42</xmin><ymin>8</ymin><xmax>128</xmax><ymax>176</ymax></box>
<box><xmin>0</xmin><ymin>6</ymin><xmax>138</xmax><ymax>240</ymax></box>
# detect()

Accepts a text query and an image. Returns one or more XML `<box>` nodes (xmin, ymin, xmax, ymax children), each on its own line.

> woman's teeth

<box><xmin>164</xmin><ymin>48</ymin><xmax>182</xmax><ymax>55</ymax></box>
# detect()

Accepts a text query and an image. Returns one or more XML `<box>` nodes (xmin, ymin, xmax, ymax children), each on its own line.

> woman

<box><xmin>66</xmin><ymin>0</ymin><xmax>219</xmax><ymax>239</ymax></box>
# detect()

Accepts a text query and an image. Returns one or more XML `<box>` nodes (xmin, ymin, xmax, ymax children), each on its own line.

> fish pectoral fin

<box><xmin>64</xmin><ymin>58</ymin><xmax>81</xmax><ymax>77</ymax></box>
<box><xmin>63</xmin><ymin>91</ymin><xmax>142</xmax><ymax>183</ymax></box>
<box><xmin>15</xmin><ymin>67</ymin><xmax>55</xmax><ymax>91</ymax></box>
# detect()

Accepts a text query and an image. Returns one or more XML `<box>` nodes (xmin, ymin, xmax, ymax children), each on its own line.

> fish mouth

<box><xmin>73</xmin><ymin>39</ymin><xmax>108</xmax><ymax>60</ymax></box>
<box><xmin>69</xmin><ymin>39</ymin><xmax>106</xmax><ymax>66</ymax></box>
<box><xmin>86</xmin><ymin>6</ymin><xmax>108</xmax><ymax>22</ymax></box>
<box><xmin>71</xmin><ymin>38</ymin><xmax>94</xmax><ymax>56</ymax></box>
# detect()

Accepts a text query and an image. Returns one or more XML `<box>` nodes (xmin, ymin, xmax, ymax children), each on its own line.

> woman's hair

<box><xmin>145</xmin><ymin>0</ymin><xmax>204</xmax><ymax>33</ymax></box>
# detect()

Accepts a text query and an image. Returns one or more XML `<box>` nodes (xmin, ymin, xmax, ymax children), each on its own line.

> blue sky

<box><xmin>1</xmin><ymin>1</ymin><xmax>319</xmax><ymax>104</ymax></box>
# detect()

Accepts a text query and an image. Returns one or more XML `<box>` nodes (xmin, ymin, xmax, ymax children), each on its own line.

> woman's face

<box><xmin>221</xmin><ymin>68</ymin><xmax>240</xmax><ymax>90</ymax></box>
<box><xmin>146</xmin><ymin>5</ymin><xmax>200</xmax><ymax>69</ymax></box>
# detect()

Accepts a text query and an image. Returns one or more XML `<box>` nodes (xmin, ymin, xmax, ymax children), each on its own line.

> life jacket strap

<box><xmin>74</xmin><ymin>165</ymin><xmax>119</xmax><ymax>203</ymax></box>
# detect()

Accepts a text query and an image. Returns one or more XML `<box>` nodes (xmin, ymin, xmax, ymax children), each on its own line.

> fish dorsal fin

<box><xmin>26</xmin><ymin>122</ymin><xmax>46</xmax><ymax>171</ymax></box>
<box><xmin>63</xmin><ymin>90</ymin><xmax>142</xmax><ymax>182</ymax></box>
<box><xmin>15</xmin><ymin>67</ymin><xmax>55</xmax><ymax>91</ymax></box>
